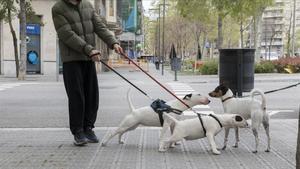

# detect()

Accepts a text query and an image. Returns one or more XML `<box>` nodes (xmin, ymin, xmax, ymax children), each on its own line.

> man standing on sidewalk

<box><xmin>52</xmin><ymin>0</ymin><xmax>123</xmax><ymax>146</ymax></box>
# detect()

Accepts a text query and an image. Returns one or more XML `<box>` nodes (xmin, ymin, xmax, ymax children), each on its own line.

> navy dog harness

<box><xmin>150</xmin><ymin>99</ymin><xmax>182</xmax><ymax>126</ymax></box>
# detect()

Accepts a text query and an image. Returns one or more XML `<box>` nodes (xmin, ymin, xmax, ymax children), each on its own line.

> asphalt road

<box><xmin>0</xmin><ymin>65</ymin><xmax>299</xmax><ymax>128</ymax></box>
<box><xmin>0</xmin><ymin>64</ymin><xmax>298</xmax><ymax>169</ymax></box>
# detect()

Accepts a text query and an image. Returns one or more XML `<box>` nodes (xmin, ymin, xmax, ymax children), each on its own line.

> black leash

<box><xmin>119</xmin><ymin>51</ymin><xmax>192</xmax><ymax>109</ymax></box>
<box><xmin>98</xmin><ymin>58</ymin><xmax>153</xmax><ymax>101</ymax></box>
<box><xmin>98</xmin><ymin>57</ymin><xmax>186</xmax><ymax>125</ymax></box>
<box><xmin>97</xmin><ymin>52</ymin><xmax>207</xmax><ymax>119</ymax></box>
<box><xmin>264</xmin><ymin>82</ymin><xmax>300</xmax><ymax>94</ymax></box>
<box><xmin>243</xmin><ymin>82</ymin><xmax>300</xmax><ymax>97</ymax></box>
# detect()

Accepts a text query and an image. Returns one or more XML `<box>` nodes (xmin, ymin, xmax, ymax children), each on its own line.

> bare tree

<box><xmin>297</xmin><ymin>106</ymin><xmax>300</xmax><ymax>168</ymax></box>
<box><xmin>253</xmin><ymin>10</ymin><xmax>265</xmax><ymax>61</ymax></box>
<box><xmin>19</xmin><ymin>0</ymin><xmax>27</xmax><ymax>80</ymax></box>
<box><xmin>268</xmin><ymin>24</ymin><xmax>280</xmax><ymax>60</ymax></box>
<box><xmin>0</xmin><ymin>0</ymin><xmax>34</xmax><ymax>78</ymax></box>
<box><xmin>292</xmin><ymin>0</ymin><xmax>296</xmax><ymax>56</ymax></box>
<box><xmin>0</xmin><ymin>1</ymin><xmax>20</xmax><ymax>77</ymax></box>
<box><xmin>287</xmin><ymin>9</ymin><xmax>293</xmax><ymax>57</ymax></box>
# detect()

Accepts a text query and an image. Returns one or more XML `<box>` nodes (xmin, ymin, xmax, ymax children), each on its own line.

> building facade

<box><xmin>261</xmin><ymin>0</ymin><xmax>300</xmax><ymax>59</ymax></box>
<box><xmin>261</xmin><ymin>0</ymin><xmax>285</xmax><ymax>60</ymax></box>
<box><xmin>0</xmin><ymin>0</ymin><xmax>121</xmax><ymax>76</ymax></box>
<box><xmin>118</xmin><ymin>0</ymin><xmax>144</xmax><ymax>59</ymax></box>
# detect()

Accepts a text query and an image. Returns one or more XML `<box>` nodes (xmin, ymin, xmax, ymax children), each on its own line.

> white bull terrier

<box><xmin>159</xmin><ymin>112</ymin><xmax>248</xmax><ymax>155</ymax></box>
<box><xmin>101</xmin><ymin>90</ymin><xmax>210</xmax><ymax>147</ymax></box>
<box><xmin>209</xmin><ymin>84</ymin><xmax>270</xmax><ymax>153</ymax></box>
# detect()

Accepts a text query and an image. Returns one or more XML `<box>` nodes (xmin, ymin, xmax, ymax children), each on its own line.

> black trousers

<box><xmin>63</xmin><ymin>61</ymin><xmax>99</xmax><ymax>135</ymax></box>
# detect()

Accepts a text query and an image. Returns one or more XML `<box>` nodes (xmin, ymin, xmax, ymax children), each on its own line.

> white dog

<box><xmin>159</xmin><ymin>112</ymin><xmax>248</xmax><ymax>155</ymax></box>
<box><xmin>101</xmin><ymin>90</ymin><xmax>210</xmax><ymax>146</ymax></box>
<box><xmin>209</xmin><ymin>84</ymin><xmax>270</xmax><ymax>153</ymax></box>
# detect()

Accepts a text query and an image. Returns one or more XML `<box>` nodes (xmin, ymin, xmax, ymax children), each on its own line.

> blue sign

<box><xmin>26</xmin><ymin>24</ymin><xmax>40</xmax><ymax>35</ymax></box>
<box><xmin>27</xmin><ymin>51</ymin><xmax>39</xmax><ymax>65</ymax></box>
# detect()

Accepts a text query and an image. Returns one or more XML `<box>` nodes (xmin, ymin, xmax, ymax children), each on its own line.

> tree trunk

<box><xmin>254</xmin><ymin>13</ymin><xmax>263</xmax><ymax>62</ymax></box>
<box><xmin>287</xmin><ymin>10</ymin><xmax>293</xmax><ymax>57</ymax></box>
<box><xmin>8</xmin><ymin>7</ymin><xmax>19</xmax><ymax>78</ymax></box>
<box><xmin>19</xmin><ymin>0</ymin><xmax>27</xmax><ymax>80</ymax></box>
<box><xmin>217</xmin><ymin>14</ymin><xmax>223</xmax><ymax>49</ymax></box>
<box><xmin>296</xmin><ymin>106</ymin><xmax>300</xmax><ymax>168</ymax></box>
<box><xmin>292</xmin><ymin>0</ymin><xmax>296</xmax><ymax>57</ymax></box>
<box><xmin>201</xmin><ymin>34</ymin><xmax>207</xmax><ymax>58</ymax></box>
<box><xmin>240</xmin><ymin>20</ymin><xmax>244</xmax><ymax>48</ymax></box>
<box><xmin>269</xmin><ymin>32</ymin><xmax>276</xmax><ymax>60</ymax></box>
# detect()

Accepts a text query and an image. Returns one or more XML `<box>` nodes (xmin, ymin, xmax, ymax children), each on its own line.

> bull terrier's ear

<box><xmin>183</xmin><ymin>93</ymin><xmax>192</xmax><ymax>100</ymax></box>
<box><xmin>235</xmin><ymin>115</ymin><xmax>243</xmax><ymax>122</ymax></box>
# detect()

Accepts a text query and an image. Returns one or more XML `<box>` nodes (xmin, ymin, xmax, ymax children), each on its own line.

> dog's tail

<box><xmin>250</xmin><ymin>89</ymin><xmax>266</xmax><ymax>111</ymax></box>
<box><xmin>127</xmin><ymin>88</ymin><xmax>135</xmax><ymax>111</ymax></box>
<box><xmin>163</xmin><ymin>112</ymin><xmax>179</xmax><ymax>125</ymax></box>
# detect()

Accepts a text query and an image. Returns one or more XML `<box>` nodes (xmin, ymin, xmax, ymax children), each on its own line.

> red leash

<box><xmin>119</xmin><ymin>51</ymin><xmax>191</xmax><ymax>109</ymax></box>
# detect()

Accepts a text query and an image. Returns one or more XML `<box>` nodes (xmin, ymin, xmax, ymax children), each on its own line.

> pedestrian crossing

<box><xmin>0</xmin><ymin>82</ymin><xmax>39</xmax><ymax>91</ymax></box>
<box><xmin>167</xmin><ymin>82</ymin><xmax>214</xmax><ymax>116</ymax></box>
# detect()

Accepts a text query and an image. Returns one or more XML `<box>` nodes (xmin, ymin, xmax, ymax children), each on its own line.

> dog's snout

<box><xmin>208</xmin><ymin>100</ymin><xmax>211</xmax><ymax>103</ymax></box>
<box><xmin>208</xmin><ymin>92</ymin><xmax>215</xmax><ymax>97</ymax></box>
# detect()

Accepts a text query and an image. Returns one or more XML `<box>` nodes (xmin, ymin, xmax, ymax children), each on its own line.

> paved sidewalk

<box><xmin>0</xmin><ymin>120</ymin><xmax>296</xmax><ymax>169</ymax></box>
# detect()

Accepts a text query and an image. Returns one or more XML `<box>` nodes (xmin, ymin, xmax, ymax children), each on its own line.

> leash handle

<box><xmin>89</xmin><ymin>52</ymin><xmax>101</xmax><ymax>58</ymax></box>
<box><xmin>119</xmin><ymin>51</ymin><xmax>191</xmax><ymax>109</ymax></box>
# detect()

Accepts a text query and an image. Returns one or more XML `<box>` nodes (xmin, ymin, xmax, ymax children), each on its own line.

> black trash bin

<box><xmin>219</xmin><ymin>49</ymin><xmax>255</xmax><ymax>97</ymax></box>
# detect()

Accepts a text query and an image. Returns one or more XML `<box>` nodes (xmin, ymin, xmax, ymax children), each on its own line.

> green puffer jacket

<box><xmin>52</xmin><ymin>0</ymin><xmax>118</xmax><ymax>63</ymax></box>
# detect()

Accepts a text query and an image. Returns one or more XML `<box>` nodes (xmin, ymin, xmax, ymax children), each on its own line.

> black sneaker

<box><xmin>84</xmin><ymin>128</ymin><xmax>99</xmax><ymax>143</ymax></box>
<box><xmin>73</xmin><ymin>131</ymin><xmax>88</xmax><ymax>146</ymax></box>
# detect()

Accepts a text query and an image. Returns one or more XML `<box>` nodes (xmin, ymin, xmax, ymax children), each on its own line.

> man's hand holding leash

<box><xmin>113</xmin><ymin>43</ymin><xmax>123</xmax><ymax>54</ymax></box>
<box><xmin>89</xmin><ymin>50</ymin><xmax>101</xmax><ymax>62</ymax></box>
<box><xmin>89</xmin><ymin>44</ymin><xmax>123</xmax><ymax>62</ymax></box>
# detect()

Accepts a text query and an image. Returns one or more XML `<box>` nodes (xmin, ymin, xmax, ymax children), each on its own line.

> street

<box><xmin>0</xmin><ymin>64</ymin><xmax>299</xmax><ymax>168</ymax></box>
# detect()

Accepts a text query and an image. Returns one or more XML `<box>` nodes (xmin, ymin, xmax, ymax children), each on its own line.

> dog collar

<box><xmin>222</xmin><ymin>96</ymin><xmax>234</xmax><ymax>102</ymax></box>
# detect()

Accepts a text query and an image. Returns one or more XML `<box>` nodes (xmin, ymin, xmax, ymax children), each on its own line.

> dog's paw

<box><xmin>101</xmin><ymin>142</ymin><xmax>107</xmax><ymax>147</ymax></box>
<box><xmin>158</xmin><ymin>148</ymin><xmax>168</xmax><ymax>152</ymax></box>
<box><xmin>170</xmin><ymin>144</ymin><xmax>175</xmax><ymax>148</ymax></box>
<box><xmin>174</xmin><ymin>142</ymin><xmax>181</xmax><ymax>145</ymax></box>
<box><xmin>265</xmin><ymin>149</ymin><xmax>270</xmax><ymax>153</ymax></box>
<box><xmin>212</xmin><ymin>150</ymin><xmax>221</xmax><ymax>155</ymax></box>
<box><xmin>119</xmin><ymin>140</ymin><xmax>124</xmax><ymax>144</ymax></box>
<box><xmin>221</xmin><ymin>146</ymin><xmax>227</xmax><ymax>150</ymax></box>
<box><xmin>232</xmin><ymin>145</ymin><xmax>238</xmax><ymax>148</ymax></box>
<box><xmin>252</xmin><ymin>150</ymin><xmax>258</xmax><ymax>154</ymax></box>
